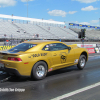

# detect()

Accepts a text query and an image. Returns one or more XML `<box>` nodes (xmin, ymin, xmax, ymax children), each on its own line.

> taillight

<box><xmin>8</xmin><ymin>57</ymin><xmax>22</xmax><ymax>61</ymax></box>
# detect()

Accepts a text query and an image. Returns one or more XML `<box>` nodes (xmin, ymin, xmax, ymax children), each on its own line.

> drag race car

<box><xmin>0</xmin><ymin>40</ymin><xmax>88</xmax><ymax>80</ymax></box>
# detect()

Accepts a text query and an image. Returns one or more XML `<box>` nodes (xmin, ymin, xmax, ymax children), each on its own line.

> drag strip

<box><xmin>0</xmin><ymin>53</ymin><xmax>100</xmax><ymax>100</ymax></box>
<box><xmin>51</xmin><ymin>81</ymin><xmax>100</xmax><ymax>100</ymax></box>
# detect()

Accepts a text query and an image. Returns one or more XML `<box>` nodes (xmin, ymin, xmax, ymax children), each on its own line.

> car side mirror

<box><xmin>68</xmin><ymin>47</ymin><xmax>71</xmax><ymax>50</ymax></box>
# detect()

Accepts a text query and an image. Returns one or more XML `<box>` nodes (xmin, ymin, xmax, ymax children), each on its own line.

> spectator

<box><xmin>37</xmin><ymin>34</ymin><xmax>39</xmax><ymax>37</ymax></box>
<box><xmin>17</xmin><ymin>29</ymin><xmax>20</xmax><ymax>33</ymax></box>
<box><xmin>12</xmin><ymin>19</ymin><xmax>13</xmax><ymax>24</ymax></box>
<box><xmin>24</xmin><ymin>31</ymin><xmax>26</xmax><ymax>33</ymax></box>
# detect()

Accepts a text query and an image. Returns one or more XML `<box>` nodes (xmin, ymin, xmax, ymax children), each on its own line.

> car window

<box><xmin>8</xmin><ymin>43</ymin><xmax>37</xmax><ymax>52</ymax></box>
<box><xmin>42</xmin><ymin>44</ymin><xmax>50</xmax><ymax>51</ymax></box>
<box><xmin>42</xmin><ymin>43</ymin><xmax>68</xmax><ymax>51</ymax></box>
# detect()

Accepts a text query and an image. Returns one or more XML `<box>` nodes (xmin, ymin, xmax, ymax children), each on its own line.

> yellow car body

<box><xmin>0</xmin><ymin>40</ymin><xmax>88</xmax><ymax>80</ymax></box>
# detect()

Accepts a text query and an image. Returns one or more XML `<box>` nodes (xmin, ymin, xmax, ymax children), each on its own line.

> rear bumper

<box><xmin>0</xmin><ymin>67</ymin><xmax>22</xmax><ymax>77</ymax></box>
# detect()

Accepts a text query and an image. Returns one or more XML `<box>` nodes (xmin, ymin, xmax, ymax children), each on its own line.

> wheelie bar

<box><xmin>1</xmin><ymin>76</ymin><xmax>11</xmax><ymax>83</ymax></box>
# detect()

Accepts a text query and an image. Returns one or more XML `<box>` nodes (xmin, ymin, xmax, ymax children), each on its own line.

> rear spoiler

<box><xmin>0</xmin><ymin>51</ymin><xmax>25</xmax><ymax>56</ymax></box>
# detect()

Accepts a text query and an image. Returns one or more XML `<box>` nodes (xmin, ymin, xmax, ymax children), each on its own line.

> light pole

<box><xmin>99</xmin><ymin>18</ymin><xmax>100</xmax><ymax>27</ymax></box>
<box><xmin>27</xmin><ymin>0</ymin><xmax>29</xmax><ymax>24</ymax></box>
<box><xmin>27</xmin><ymin>0</ymin><xmax>28</xmax><ymax>18</ymax></box>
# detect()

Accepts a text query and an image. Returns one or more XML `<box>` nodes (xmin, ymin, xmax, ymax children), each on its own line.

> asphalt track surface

<box><xmin>0</xmin><ymin>53</ymin><xmax>100</xmax><ymax>100</ymax></box>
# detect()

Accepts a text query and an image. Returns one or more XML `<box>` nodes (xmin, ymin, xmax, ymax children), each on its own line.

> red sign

<box><xmin>86</xmin><ymin>48</ymin><xmax>95</xmax><ymax>54</ymax></box>
<box><xmin>6</xmin><ymin>40</ymin><xmax>9</xmax><ymax>42</ymax></box>
<box><xmin>81</xmin><ymin>44</ymin><xmax>93</xmax><ymax>48</ymax></box>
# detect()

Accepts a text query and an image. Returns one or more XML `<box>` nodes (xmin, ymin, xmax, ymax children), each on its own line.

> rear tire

<box><xmin>31</xmin><ymin>61</ymin><xmax>48</xmax><ymax>80</ymax></box>
<box><xmin>77</xmin><ymin>55</ymin><xmax>86</xmax><ymax>70</ymax></box>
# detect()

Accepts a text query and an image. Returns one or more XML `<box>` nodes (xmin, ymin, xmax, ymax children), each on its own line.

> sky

<box><xmin>0</xmin><ymin>0</ymin><xmax>100</xmax><ymax>26</ymax></box>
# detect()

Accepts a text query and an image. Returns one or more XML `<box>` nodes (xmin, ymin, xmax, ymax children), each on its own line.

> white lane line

<box><xmin>89</xmin><ymin>55</ymin><xmax>100</xmax><ymax>57</ymax></box>
<box><xmin>51</xmin><ymin>82</ymin><xmax>100</xmax><ymax>100</ymax></box>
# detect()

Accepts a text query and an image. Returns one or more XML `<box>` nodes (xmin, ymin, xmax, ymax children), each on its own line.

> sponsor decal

<box><xmin>31</xmin><ymin>53</ymin><xmax>47</xmax><ymax>58</ymax></box>
<box><xmin>40</xmin><ymin>53</ymin><xmax>47</xmax><ymax>56</ymax></box>
<box><xmin>48</xmin><ymin>68</ymin><xmax>53</xmax><ymax>72</ymax></box>
<box><xmin>45</xmin><ymin>48</ymin><xmax>49</xmax><ymax>50</ymax></box>
<box><xmin>86</xmin><ymin>48</ymin><xmax>95</xmax><ymax>54</ymax></box>
<box><xmin>60</xmin><ymin>52</ymin><xmax>67</xmax><ymax>63</ymax></box>
<box><xmin>74</xmin><ymin>59</ymin><xmax>78</xmax><ymax>63</ymax></box>
<box><xmin>32</xmin><ymin>54</ymin><xmax>40</xmax><ymax>57</ymax></box>
<box><xmin>28</xmin><ymin>56</ymin><xmax>31</xmax><ymax>58</ymax></box>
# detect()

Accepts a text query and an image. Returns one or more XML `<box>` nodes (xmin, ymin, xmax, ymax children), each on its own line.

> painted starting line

<box><xmin>51</xmin><ymin>82</ymin><xmax>100</xmax><ymax>100</ymax></box>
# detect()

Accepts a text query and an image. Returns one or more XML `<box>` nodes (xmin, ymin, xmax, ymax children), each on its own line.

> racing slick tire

<box><xmin>77</xmin><ymin>55</ymin><xmax>86</xmax><ymax>70</ymax></box>
<box><xmin>31</xmin><ymin>61</ymin><xmax>48</xmax><ymax>80</ymax></box>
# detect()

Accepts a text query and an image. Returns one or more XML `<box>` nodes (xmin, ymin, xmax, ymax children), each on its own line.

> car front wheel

<box><xmin>31</xmin><ymin>61</ymin><xmax>48</xmax><ymax>80</ymax></box>
<box><xmin>77</xmin><ymin>55</ymin><xmax>86</xmax><ymax>70</ymax></box>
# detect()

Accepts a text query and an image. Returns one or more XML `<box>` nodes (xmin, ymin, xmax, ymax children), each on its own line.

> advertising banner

<box><xmin>0</xmin><ymin>46</ymin><xmax>15</xmax><ymax>50</ymax></box>
<box><xmin>69</xmin><ymin>23</ymin><xmax>100</xmax><ymax>29</ymax></box>
<box><xmin>86</xmin><ymin>48</ymin><xmax>95</xmax><ymax>54</ymax></box>
<box><xmin>77</xmin><ymin>44</ymin><xmax>96</xmax><ymax>48</ymax></box>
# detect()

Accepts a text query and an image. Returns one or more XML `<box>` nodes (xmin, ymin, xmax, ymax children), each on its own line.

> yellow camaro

<box><xmin>0</xmin><ymin>40</ymin><xmax>88</xmax><ymax>80</ymax></box>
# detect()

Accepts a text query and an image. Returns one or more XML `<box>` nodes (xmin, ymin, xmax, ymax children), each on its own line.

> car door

<box><xmin>42</xmin><ymin>43</ymin><xmax>75</xmax><ymax>70</ymax></box>
<box><xmin>50</xmin><ymin>43</ymin><xmax>75</xmax><ymax>69</ymax></box>
<box><xmin>51</xmin><ymin>50</ymin><xmax>62</xmax><ymax>68</ymax></box>
<box><xmin>42</xmin><ymin>43</ymin><xmax>61</xmax><ymax>68</ymax></box>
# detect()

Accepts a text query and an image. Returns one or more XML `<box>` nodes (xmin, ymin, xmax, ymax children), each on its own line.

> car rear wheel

<box><xmin>77</xmin><ymin>55</ymin><xmax>86</xmax><ymax>70</ymax></box>
<box><xmin>31</xmin><ymin>61</ymin><xmax>48</xmax><ymax>80</ymax></box>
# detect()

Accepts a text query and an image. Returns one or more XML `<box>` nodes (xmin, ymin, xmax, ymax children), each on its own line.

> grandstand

<box><xmin>0</xmin><ymin>14</ymin><xmax>100</xmax><ymax>42</ymax></box>
<box><xmin>69</xmin><ymin>23</ymin><xmax>100</xmax><ymax>41</ymax></box>
<box><xmin>0</xmin><ymin>14</ymin><xmax>78</xmax><ymax>41</ymax></box>
<box><xmin>70</xmin><ymin>28</ymin><xmax>100</xmax><ymax>41</ymax></box>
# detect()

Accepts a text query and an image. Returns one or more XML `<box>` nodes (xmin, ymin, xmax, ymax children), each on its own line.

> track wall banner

<box><xmin>0</xmin><ymin>46</ymin><xmax>15</xmax><ymax>50</ymax></box>
<box><xmin>76</xmin><ymin>44</ymin><xmax>96</xmax><ymax>48</ymax></box>
<box><xmin>86</xmin><ymin>48</ymin><xmax>95</xmax><ymax>54</ymax></box>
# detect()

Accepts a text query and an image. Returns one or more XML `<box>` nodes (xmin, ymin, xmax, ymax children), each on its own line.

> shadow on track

<box><xmin>0</xmin><ymin>65</ymin><xmax>78</xmax><ymax>82</ymax></box>
<box><xmin>47</xmin><ymin>65</ymin><xmax>78</xmax><ymax>77</ymax></box>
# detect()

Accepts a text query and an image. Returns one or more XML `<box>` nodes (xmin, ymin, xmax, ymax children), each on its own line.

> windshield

<box><xmin>8</xmin><ymin>43</ymin><xmax>37</xmax><ymax>52</ymax></box>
